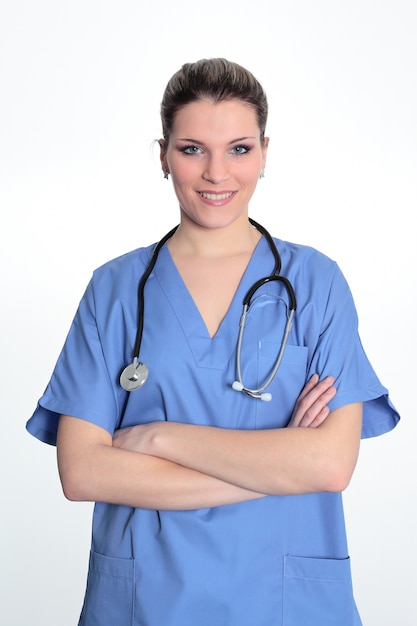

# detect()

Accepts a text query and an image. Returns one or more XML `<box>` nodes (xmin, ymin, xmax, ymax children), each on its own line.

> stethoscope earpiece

<box><xmin>232</xmin><ymin>381</ymin><xmax>273</xmax><ymax>402</ymax></box>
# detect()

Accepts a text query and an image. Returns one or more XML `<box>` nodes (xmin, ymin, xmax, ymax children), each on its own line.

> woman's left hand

<box><xmin>287</xmin><ymin>374</ymin><xmax>336</xmax><ymax>428</ymax></box>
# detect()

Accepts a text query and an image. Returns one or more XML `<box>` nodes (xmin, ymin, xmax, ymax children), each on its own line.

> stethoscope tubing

<box><xmin>120</xmin><ymin>219</ymin><xmax>297</xmax><ymax>400</ymax></box>
<box><xmin>132</xmin><ymin>225</ymin><xmax>179</xmax><ymax>359</ymax></box>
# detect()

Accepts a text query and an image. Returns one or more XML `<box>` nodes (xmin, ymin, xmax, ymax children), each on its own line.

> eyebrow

<box><xmin>176</xmin><ymin>136</ymin><xmax>257</xmax><ymax>144</ymax></box>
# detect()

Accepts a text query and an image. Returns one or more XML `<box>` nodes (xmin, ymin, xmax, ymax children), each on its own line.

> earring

<box><xmin>163</xmin><ymin>171</ymin><xmax>169</xmax><ymax>180</ymax></box>
<box><xmin>259</xmin><ymin>169</ymin><xmax>265</xmax><ymax>179</ymax></box>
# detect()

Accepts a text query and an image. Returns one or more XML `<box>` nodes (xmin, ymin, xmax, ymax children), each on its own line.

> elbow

<box><xmin>319</xmin><ymin>458</ymin><xmax>356</xmax><ymax>493</ymax></box>
<box><xmin>267</xmin><ymin>461</ymin><xmax>354</xmax><ymax>496</ymax></box>
<box><xmin>317</xmin><ymin>402</ymin><xmax>362</xmax><ymax>493</ymax></box>
<box><xmin>56</xmin><ymin>414</ymin><xmax>112</xmax><ymax>502</ymax></box>
<box><xmin>61</xmin><ymin>480</ymin><xmax>86</xmax><ymax>502</ymax></box>
<box><xmin>60</xmin><ymin>476</ymin><xmax>87</xmax><ymax>502</ymax></box>
<box><xmin>314</xmin><ymin>432</ymin><xmax>360</xmax><ymax>494</ymax></box>
<box><xmin>58</xmin><ymin>464</ymin><xmax>92</xmax><ymax>502</ymax></box>
<box><xmin>322</xmin><ymin>470</ymin><xmax>353</xmax><ymax>493</ymax></box>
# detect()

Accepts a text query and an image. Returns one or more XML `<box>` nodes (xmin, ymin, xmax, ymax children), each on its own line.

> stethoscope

<box><xmin>120</xmin><ymin>218</ymin><xmax>297</xmax><ymax>401</ymax></box>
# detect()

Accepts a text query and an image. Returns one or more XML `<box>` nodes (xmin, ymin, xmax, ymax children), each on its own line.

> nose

<box><xmin>202</xmin><ymin>155</ymin><xmax>230</xmax><ymax>184</ymax></box>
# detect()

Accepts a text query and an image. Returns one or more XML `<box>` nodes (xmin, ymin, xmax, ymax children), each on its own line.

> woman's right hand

<box><xmin>288</xmin><ymin>374</ymin><xmax>336</xmax><ymax>428</ymax></box>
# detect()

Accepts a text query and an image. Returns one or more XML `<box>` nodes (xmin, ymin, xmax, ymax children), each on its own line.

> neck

<box><xmin>168</xmin><ymin>215</ymin><xmax>261</xmax><ymax>258</ymax></box>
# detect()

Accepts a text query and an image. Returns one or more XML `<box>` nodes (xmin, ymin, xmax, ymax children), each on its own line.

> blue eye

<box><xmin>232</xmin><ymin>145</ymin><xmax>250</xmax><ymax>155</ymax></box>
<box><xmin>181</xmin><ymin>145</ymin><xmax>203</xmax><ymax>155</ymax></box>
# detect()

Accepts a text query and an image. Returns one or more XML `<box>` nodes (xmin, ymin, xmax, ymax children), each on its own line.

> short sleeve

<box><xmin>26</xmin><ymin>278</ymin><xmax>120</xmax><ymax>446</ymax></box>
<box><xmin>306</xmin><ymin>263</ymin><xmax>399</xmax><ymax>439</ymax></box>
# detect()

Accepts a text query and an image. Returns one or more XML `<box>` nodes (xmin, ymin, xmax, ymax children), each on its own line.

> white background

<box><xmin>1</xmin><ymin>1</ymin><xmax>416</xmax><ymax>624</ymax></box>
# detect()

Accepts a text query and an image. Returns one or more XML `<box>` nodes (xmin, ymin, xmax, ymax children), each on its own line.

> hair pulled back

<box><xmin>160</xmin><ymin>58</ymin><xmax>268</xmax><ymax>143</ymax></box>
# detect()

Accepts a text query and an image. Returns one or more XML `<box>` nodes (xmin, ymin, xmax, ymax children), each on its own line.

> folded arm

<box><xmin>57</xmin><ymin>415</ymin><xmax>266</xmax><ymax>510</ymax></box>
<box><xmin>119</xmin><ymin>402</ymin><xmax>362</xmax><ymax>495</ymax></box>
<box><xmin>57</xmin><ymin>375</ymin><xmax>351</xmax><ymax>510</ymax></box>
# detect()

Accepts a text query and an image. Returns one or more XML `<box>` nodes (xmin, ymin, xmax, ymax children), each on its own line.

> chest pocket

<box><xmin>254</xmin><ymin>342</ymin><xmax>308</xmax><ymax>429</ymax></box>
<box><xmin>239</xmin><ymin>292</ymin><xmax>308</xmax><ymax>430</ymax></box>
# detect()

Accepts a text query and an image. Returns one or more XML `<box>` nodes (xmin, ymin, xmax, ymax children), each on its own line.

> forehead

<box><xmin>171</xmin><ymin>99</ymin><xmax>260</xmax><ymax>140</ymax></box>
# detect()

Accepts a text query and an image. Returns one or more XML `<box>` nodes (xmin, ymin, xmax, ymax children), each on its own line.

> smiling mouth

<box><xmin>199</xmin><ymin>191</ymin><xmax>235</xmax><ymax>200</ymax></box>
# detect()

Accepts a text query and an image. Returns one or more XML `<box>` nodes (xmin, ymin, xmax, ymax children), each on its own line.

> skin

<box><xmin>160</xmin><ymin>99</ymin><xmax>268</xmax><ymax>236</ymax></box>
<box><xmin>57</xmin><ymin>98</ymin><xmax>362</xmax><ymax>510</ymax></box>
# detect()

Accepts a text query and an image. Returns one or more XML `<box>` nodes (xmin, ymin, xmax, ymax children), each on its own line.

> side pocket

<box><xmin>283</xmin><ymin>555</ymin><xmax>362</xmax><ymax>626</ymax></box>
<box><xmin>78</xmin><ymin>551</ymin><xmax>135</xmax><ymax>626</ymax></box>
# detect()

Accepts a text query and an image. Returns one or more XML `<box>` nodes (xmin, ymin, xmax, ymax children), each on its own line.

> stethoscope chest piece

<box><xmin>120</xmin><ymin>358</ymin><xmax>149</xmax><ymax>391</ymax></box>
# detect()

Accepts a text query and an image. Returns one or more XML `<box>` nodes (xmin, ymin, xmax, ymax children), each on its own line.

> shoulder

<box><xmin>75</xmin><ymin>244</ymin><xmax>156</xmax><ymax>314</ymax></box>
<box><xmin>271</xmin><ymin>236</ymin><xmax>352</xmax><ymax>309</ymax></box>
<box><xmin>272</xmin><ymin>237</ymin><xmax>339</xmax><ymax>277</ymax></box>
<box><xmin>86</xmin><ymin>244</ymin><xmax>157</xmax><ymax>297</ymax></box>
<box><xmin>93</xmin><ymin>244</ymin><xmax>155</xmax><ymax>280</ymax></box>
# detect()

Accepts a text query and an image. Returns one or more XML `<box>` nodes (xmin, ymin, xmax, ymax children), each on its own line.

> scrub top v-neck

<box><xmin>153</xmin><ymin>236</ymin><xmax>268</xmax><ymax>367</ymax></box>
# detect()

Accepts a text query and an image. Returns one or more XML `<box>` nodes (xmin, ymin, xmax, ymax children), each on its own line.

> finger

<box><xmin>297</xmin><ymin>375</ymin><xmax>335</xmax><ymax>407</ymax></box>
<box><xmin>293</xmin><ymin>376</ymin><xmax>335</xmax><ymax>417</ymax></box>
<box><xmin>296</xmin><ymin>374</ymin><xmax>319</xmax><ymax>402</ymax></box>
<box><xmin>292</xmin><ymin>384</ymin><xmax>336</xmax><ymax>427</ymax></box>
<box><xmin>300</xmin><ymin>405</ymin><xmax>331</xmax><ymax>428</ymax></box>
<box><xmin>298</xmin><ymin>388</ymin><xmax>336</xmax><ymax>426</ymax></box>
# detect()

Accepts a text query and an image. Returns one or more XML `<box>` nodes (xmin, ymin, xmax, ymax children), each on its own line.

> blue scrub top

<box><xmin>27</xmin><ymin>234</ymin><xmax>399</xmax><ymax>626</ymax></box>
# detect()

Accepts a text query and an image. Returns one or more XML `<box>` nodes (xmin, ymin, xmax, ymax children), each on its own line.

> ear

<box><xmin>261</xmin><ymin>136</ymin><xmax>269</xmax><ymax>169</ymax></box>
<box><xmin>158</xmin><ymin>139</ymin><xmax>169</xmax><ymax>175</ymax></box>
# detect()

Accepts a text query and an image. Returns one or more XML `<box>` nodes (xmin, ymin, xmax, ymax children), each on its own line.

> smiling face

<box><xmin>160</xmin><ymin>99</ymin><xmax>268</xmax><ymax>231</ymax></box>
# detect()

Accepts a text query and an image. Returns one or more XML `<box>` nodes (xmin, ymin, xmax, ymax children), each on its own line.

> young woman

<box><xmin>27</xmin><ymin>58</ymin><xmax>399</xmax><ymax>625</ymax></box>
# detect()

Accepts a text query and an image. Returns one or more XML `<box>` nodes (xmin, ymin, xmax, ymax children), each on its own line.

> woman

<box><xmin>27</xmin><ymin>58</ymin><xmax>399</xmax><ymax>625</ymax></box>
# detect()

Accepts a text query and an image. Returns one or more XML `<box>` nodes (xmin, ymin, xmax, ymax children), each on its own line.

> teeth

<box><xmin>200</xmin><ymin>192</ymin><xmax>233</xmax><ymax>200</ymax></box>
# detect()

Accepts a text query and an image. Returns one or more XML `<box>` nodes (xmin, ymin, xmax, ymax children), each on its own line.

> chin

<box><xmin>183</xmin><ymin>209</ymin><xmax>249</xmax><ymax>231</ymax></box>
